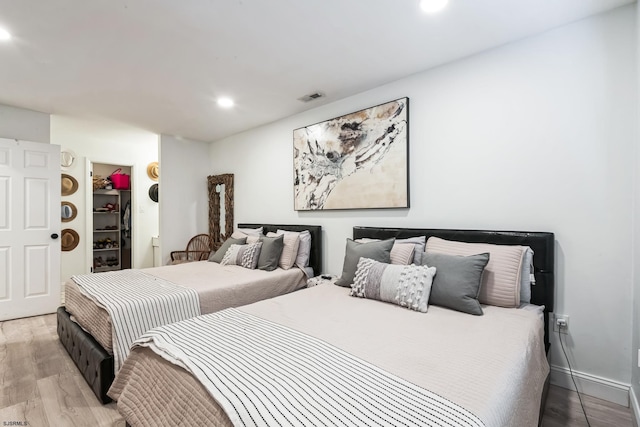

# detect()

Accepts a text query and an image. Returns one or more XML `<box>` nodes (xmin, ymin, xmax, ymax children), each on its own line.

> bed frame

<box><xmin>353</xmin><ymin>227</ymin><xmax>555</xmax><ymax>346</ymax></box>
<box><xmin>57</xmin><ymin>223</ymin><xmax>322</xmax><ymax>404</ymax></box>
<box><xmin>353</xmin><ymin>226</ymin><xmax>554</xmax><ymax>425</ymax></box>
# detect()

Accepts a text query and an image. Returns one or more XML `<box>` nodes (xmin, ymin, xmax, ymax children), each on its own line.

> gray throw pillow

<box><xmin>258</xmin><ymin>234</ymin><xmax>284</xmax><ymax>271</ymax></box>
<box><xmin>334</xmin><ymin>238</ymin><xmax>394</xmax><ymax>287</ymax></box>
<box><xmin>421</xmin><ymin>252</ymin><xmax>490</xmax><ymax>315</ymax></box>
<box><xmin>209</xmin><ymin>237</ymin><xmax>247</xmax><ymax>263</ymax></box>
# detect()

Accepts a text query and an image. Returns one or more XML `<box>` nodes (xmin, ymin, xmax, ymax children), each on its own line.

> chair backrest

<box><xmin>187</xmin><ymin>234</ymin><xmax>213</xmax><ymax>252</ymax></box>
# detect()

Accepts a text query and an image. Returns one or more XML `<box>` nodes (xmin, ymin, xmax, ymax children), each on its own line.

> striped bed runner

<box><xmin>134</xmin><ymin>308</ymin><xmax>485</xmax><ymax>427</ymax></box>
<box><xmin>72</xmin><ymin>270</ymin><xmax>200</xmax><ymax>371</ymax></box>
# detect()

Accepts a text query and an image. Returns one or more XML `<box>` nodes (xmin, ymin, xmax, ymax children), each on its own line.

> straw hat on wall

<box><xmin>61</xmin><ymin>229</ymin><xmax>79</xmax><ymax>251</ymax></box>
<box><xmin>61</xmin><ymin>174</ymin><xmax>79</xmax><ymax>196</ymax></box>
<box><xmin>147</xmin><ymin>162</ymin><xmax>159</xmax><ymax>181</ymax></box>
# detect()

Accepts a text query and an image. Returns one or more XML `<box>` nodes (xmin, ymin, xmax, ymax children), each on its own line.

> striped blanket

<box><xmin>72</xmin><ymin>270</ymin><xmax>200</xmax><ymax>371</ymax></box>
<box><xmin>134</xmin><ymin>308</ymin><xmax>485</xmax><ymax>427</ymax></box>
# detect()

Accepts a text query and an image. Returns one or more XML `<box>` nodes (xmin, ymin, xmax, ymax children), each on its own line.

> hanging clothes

<box><xmin>122</xmin><ymin>200</ymin><xmax>131</xmax><ymax>239</ymax></box>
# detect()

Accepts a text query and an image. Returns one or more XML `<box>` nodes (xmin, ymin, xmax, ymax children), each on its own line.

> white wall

<box><xmin>159</xmin><ymin>134</ymin><xmax>210</xmax><ymax>264</ymax></box>
<box><xmin>632</xmin><ymin>1</ymin><xmax>640</xmax><ymax>419</ymax></box>
<box><xmin>209</xmin><ymin>6</ymin><xmax>637</xmax><ymax>402</ymax></box>
<box><xmin>51</xmin><ymin>116</ymin><xmax>160</xmax><ymax>282</ymax></box>
<box><xmin>0</xmin><ymin>104</ymin><xmax>50</xmax><ymax>143</ymax></box>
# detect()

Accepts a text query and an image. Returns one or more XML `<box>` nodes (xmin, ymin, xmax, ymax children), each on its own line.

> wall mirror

<box><xmin>208</xmin><ymin>173</ymin><xmax>234</xmax><ymax>249</ymax></box>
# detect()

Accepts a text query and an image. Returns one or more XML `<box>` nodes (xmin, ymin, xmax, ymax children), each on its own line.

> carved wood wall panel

<box><xmin>207</xmin><ymin>173</ymin><xmax>234</xmax><ymax>249</ymax></box>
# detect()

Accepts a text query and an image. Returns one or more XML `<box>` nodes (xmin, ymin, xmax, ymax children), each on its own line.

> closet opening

<box><xmin>89</xmin><ymin>162</ymin><xmax>133</xmax><ymax>272</ymax></box>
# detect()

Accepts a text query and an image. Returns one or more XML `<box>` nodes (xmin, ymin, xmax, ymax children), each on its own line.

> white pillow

<box><xmin>396</xmin><ymin>236</ymin><xmax>426</xmax><ymax>265</ymax></box>
<box><xmin>237</xmin><ymin>227</ymin><xmax>263</xmax><ymax>236</ymax></box>
<box><xmin>231</xmin><ymin>230</ymin><xmax>260</xmax><ymax>244</ymax></box>
<box><xmin>268</xmin><ymin>231</ymin><xmax>300</xmax><ymax>270</ymax></box>
<box><xmin>520</xmin><ymin>247</ymin><xmax>534</xmax><ymax>304</ymax></box>
<box><xmin>357</xmin><ymin>236</ymin><xmax>425</xmax><ymax>265</ymax></box>
<box><xmin>279</xmin><ymin>229</ymin><xmax>311</xmax><ymax>268</ymax></box>
<box><xmin>356</xmin><ymin>239</ymin><xmax>416</xmax><ymax>265</ymax></box>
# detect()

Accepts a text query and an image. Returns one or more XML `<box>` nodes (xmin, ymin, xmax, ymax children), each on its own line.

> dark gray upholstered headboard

<box><xmin>238</xmin><ymin>223</ymin><xmax>322</xmax><ymax>276</ymax></box>
<box><xmin>353</xmin><ymin>226</ymin><xmax>555</xmax><ymax>351</ymax></box>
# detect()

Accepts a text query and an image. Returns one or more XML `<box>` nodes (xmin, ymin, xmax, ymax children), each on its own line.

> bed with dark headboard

<box><xmin>109</xmin><ymin>225</ymin><xmax>553</xmax><ymax>427</ymax></box>
<box><xmin>353</xmin><ymin>226</ymin><xmax>555</xmax><ymax>351</ymax></box>
<box><xmin>238</xmin><ymin>223</ymin><xmax>322</xmax><ymax>275</ymax></box>
<box><xmin>57</xmin><ymin>223</ymin><xmax>322</xmax><ymax>404</ymax></box>
<box><xmin>353</xmin><ymin>226</ymin><xmax>554</xmax><ymax>424</ymax></box>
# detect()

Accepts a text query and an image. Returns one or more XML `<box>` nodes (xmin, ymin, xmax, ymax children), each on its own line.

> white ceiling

<box><xmin>0</xmin><ymin>0</ymin><xmax>634</xmax><ymax>142</ymax></box>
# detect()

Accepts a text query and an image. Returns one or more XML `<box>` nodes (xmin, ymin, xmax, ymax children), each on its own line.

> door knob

<box><xmin>51</xmin><ymin>233</ymin><xmax>59</xmax><ymax>240</ymax></box>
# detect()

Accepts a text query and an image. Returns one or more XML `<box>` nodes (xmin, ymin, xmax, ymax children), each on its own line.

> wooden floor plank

<box><xmin>0</xmin><ymin>398</ymin><xmax>49</xmax><ymax>427</ymax></box>
<box><xmin>37</xmin><ymin>373</ymin><xmax>100</xmax><ymax>427</ymax></box>
<box><xmin>541</xmin><ymin>379</ymin><xmax>634</xmax><ymax>427</ymax></box>
<box><xmin>0</xmin><ymin>373</ymin><xmax>38</xmax><ymax>409</ymax></box>
<box><xmin>72</xmin><ymin>374</ymin><xmax>125</xmax><ymax>427</ymax></box>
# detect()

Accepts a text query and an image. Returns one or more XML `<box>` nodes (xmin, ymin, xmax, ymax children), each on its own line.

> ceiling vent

<box><xmin>298</xmin><ymin>92</ymin><xmax>325</xmax><ymax>103</ymax></box>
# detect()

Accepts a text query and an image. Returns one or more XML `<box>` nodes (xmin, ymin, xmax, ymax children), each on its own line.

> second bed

<box><xmin>58</xmin><ymin>223</ymin><xmax>322</xmax><ymax>403</ymax></box>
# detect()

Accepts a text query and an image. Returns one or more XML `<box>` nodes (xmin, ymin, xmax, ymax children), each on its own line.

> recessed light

<box><xmin>217</xmin><ymin>97</ymin><xmax>234</xmax><ymax>108</ymax></box>
<box><xmin>0</xmin><ymin>28</ymin><xmax>11</xmax><ymax>41</ymax></box>
<box><xmin>419</xmin><ymin>0</ymin><xmax>449</xmax><ymax>14</ymax></box>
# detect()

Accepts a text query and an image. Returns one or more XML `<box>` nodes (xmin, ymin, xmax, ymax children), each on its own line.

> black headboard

<box><xmin>238</xmin><ymin>223</ymin><xmax>322</xmax><ymax>276</ymax></box>
<box><xmin>353</xmin><ymin>226</ymin><xmax>555</xmax><ymax>351</ymax></box>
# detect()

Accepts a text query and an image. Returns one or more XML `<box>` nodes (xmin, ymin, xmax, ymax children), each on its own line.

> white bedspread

<box><xmin>72</xmin><ymin>270</ymin><xmax>200</xmax><ymax>371</ymax></box>
<box><xmin>65</xmin><ymin>261</ymin><xmax>306</xmax><ymax>355</ymax></box>
<box><xmin>239</xmin><ymin>284</ymin><xmax>550</xmax><ymax>427</ymax></box>
<box><xmin>110</xmin><ymin>283</ymin><xmax>549</xmax><ymax>427</ymax></box>
<box><xmin>134</xmin><ymin>308</ymin><xmax>485</xmax><ymax>427</ymax></box>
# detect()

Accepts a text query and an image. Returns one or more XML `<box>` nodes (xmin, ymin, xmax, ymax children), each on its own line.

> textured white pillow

<box><xmin>351</xmin><ymin>258</ymin><xmax>437</xmax><ymax>313</ymax></box>
<box><xmin>267</xmin><ymin>231</ymin><xmax>300</xmax><ymax>270</ymax></box>
<box><xmin>426</xmin><ymin>237</ymin><xmax>526</xmax><ymax>308</ymax></box>
<box><xmin>278</xmin><ymin>229</ymin><xmax>311</xmax><ymax>268</ymax></box>
<box><xmin>221</xmin><ymin>242</ymin><xmax>262</xmax><ymax>269</ymax></box>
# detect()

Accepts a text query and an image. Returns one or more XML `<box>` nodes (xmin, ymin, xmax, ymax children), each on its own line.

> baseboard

<box><xmin>550</xmin><ymin>364</ymin><xmax>630</xmax><ymax>407</ymax></box>
<box><xmin>631</xmin><ymin>386</ymin><xmax>639</xmax><ymax>427</ymax></box>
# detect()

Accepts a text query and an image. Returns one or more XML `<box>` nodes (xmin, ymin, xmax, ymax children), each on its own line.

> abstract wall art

<box><xmin>293</xmin><ymin>97</ymin><xmax>409</xmax><ymax>210</ymax></box>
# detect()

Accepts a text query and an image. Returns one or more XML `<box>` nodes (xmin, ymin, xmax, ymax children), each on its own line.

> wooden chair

<box><xmin>170</xmin><ymin>234</ymin><xmax>213</xmax><ymax>264</ymax></box>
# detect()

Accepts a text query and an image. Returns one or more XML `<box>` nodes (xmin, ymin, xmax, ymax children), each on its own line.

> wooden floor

<box><xmin>0</xmin><ymin>314</ymin><xmax>636</xmax><ymax>427</ymax></box>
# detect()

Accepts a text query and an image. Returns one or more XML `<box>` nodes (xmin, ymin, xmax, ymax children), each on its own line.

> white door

<box><xmin>0</xmin><ymin>138</ymin><xmax>61</xmax><ymax>321</ymax></box>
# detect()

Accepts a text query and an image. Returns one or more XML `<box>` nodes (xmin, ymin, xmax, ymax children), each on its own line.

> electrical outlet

<box><xmin>553</xmin><ymin>314</ymin><xmax>569</xmax><ymax>334</ymax></box>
